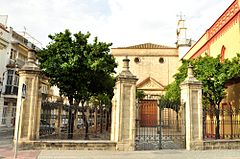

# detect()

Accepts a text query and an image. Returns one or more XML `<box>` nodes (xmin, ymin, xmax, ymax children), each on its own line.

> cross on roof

<box><xmin>177</xmin><ymin>12</ymin><xmax>185</xmax><ymax>20</ymax></box>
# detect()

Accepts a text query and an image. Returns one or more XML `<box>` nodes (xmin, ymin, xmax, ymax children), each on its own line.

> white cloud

<box><xmin>0</xmin><ymin>0</ymin><xmax>234</xmax><ymax>48</ymax></box>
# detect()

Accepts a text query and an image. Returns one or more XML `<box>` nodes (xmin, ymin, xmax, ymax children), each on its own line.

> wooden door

<box><xmin>140</xmin><ymin>100</ymin><xmax>157</xmax><ymax>127</ymax></box>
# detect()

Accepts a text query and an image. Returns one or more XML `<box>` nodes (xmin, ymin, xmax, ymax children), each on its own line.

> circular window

<box><xmin>159</xmin><ymin>57</ymin><xmax>164</xmax><ymax>63</ymax></box>
<box><xmin>134</xmin><ymin>57</ymin><xmax>140</xmax><ymax>63</ymax></box>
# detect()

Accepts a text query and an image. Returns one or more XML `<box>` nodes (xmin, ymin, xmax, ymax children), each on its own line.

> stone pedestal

<box><xmin>180</xmin><ymin>65</ymin><xmax>203</xmax><ymax>150</ymax></box>
<box><xmin>111</xmin><ymin>58</ymin><xmax>138</xmax><ymax>151</ymax></box>
<box><xmin>14</xmin><ymin>49</ymin><xmax>42</xmax><ymax>145</ymax></box>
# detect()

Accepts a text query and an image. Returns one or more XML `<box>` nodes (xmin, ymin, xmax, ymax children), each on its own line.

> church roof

<box><xmin>114</xmin><ymin>43</ymin><xmax>176</xmax><ymax>49</ymax></box>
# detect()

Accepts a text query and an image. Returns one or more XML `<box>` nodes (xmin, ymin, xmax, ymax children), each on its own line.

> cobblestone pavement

<box><xmin>38</xmin><ymin>150</ymin><xmax>240</xmax><ymax>159</ymax></box>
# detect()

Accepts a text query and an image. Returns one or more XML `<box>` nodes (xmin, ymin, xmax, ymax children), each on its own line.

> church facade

<box><xmin>111</xmin><ymin>43</ymin><xmax>179</xmax><ymax>127</ymax></box>
<box><xmin>112</xmin><ymin>43</ymin><xmax>179</xmax><ymax>98</ymax></box>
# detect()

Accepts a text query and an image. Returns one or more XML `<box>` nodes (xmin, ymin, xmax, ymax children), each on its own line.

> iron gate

<box><xmin>135</xmin><ymin>100</ymin><xmax>186</xmax><ymax>150</ymax></box>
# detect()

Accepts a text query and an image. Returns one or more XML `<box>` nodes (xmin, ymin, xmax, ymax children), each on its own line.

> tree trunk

<box><xmin>94</xmin><ymin>108</ymin><xmax>98</xmax><ymax>133</ymax></box>
<box><xmin>215</xmin><ymin>104</ymin><xmax>220</xmax><ymax>139</ymax></box>
<box><xmin>100</xmin><ymin>106</ymin><xmax>103</xmax><ymax>133</ymax></box>
<box><xmin>106</xmin><ymin>111</ymin><xmax>109</xmax><ymax>131</ymax></box>
<box><xmin>67</xmin><ymin>98</ymin><xmax>74</xmax><ymax>139</ymax></box>
<box><xmin>176</xmin><ymin>111</ymin><xmax>179</xmax><ymax>132</ymax></box>
<box><xmin>73</xmin><ymin>109</ymin><xmax>78</xmax><ymax>131</ymax></box>
<box><xmin>203</xmin><ymin>108</ymin><xmax>206</xmax><ymax>139</ymax></box>
<box><xmin>107</xmin><ymin>108</ymin><xmax>112</xmax><ymax>132</ymax></box>
<box><xmin>81</xmin><ymin>101</ymin><xmax>89</xmax><ymax>140</ymax></box>
<box><xmin>82</xmin><ymin>110</ymin><xmax>89</xmax><ymax>140</ymax></box>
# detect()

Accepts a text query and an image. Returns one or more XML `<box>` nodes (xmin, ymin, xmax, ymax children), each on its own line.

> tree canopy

<box><xmin>37</xmin><ymin>29</ymin><xmax>117</xmax><ymax>103</ymax></box>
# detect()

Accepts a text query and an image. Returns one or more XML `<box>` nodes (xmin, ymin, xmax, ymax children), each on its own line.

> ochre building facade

<box><xmin>182</xmin><ymin>0</ymin><xmax>240</xmax><ymax>139</ymax></box>
<box><xmin>182</xmin><ymin>0</ymin><xmax>240</xmax><ymax>60</ymax></box>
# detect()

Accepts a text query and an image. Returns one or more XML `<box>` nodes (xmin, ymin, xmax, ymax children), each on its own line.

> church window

<box><xmin>159</xmin><ymin>57</ymin><xmax>164</xmax><ymax>63</ymax></box>
<box><xmin>134</xmin><ymin>57</ymin><xmax>140</xmax><ymax>63</ymax></box>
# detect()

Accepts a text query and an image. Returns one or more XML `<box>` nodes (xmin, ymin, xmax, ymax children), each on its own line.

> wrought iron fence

<box><xmin>135</xmin><ymin>100</ymin><xmax>185</xmax><ymax>150</ymax></box>
<box><xmin>39</xmin><ymin>101</ymin><xmax>111</xmax><ymax>140</ymax></box>
<box><xmin>203</xmin><ymin>105</ymin><xmax>240</xmax><ymax>140</ymax></box>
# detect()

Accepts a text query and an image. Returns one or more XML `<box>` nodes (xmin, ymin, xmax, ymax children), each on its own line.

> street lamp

<box><xmin>14</xmin><ymin>83</ymin><xmax>26</xmax><ymax>159</ymax></box>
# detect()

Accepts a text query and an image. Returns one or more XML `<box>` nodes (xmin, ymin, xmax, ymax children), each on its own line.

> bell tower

<box><xmin>176</xmin><ymin>13</ymin><xmax>193</xmax><ymax>59</ymax></box>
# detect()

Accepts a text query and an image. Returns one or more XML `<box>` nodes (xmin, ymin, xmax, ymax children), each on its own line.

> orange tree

<box><xmin>37</xmin><ymin>30</ymin><xmax>116</xmax><ymax>139</ymax></box>
<box><xmin>161</xmin><ymin>54</ymin><xmax>240</xmax><ymax>139</ymax></box>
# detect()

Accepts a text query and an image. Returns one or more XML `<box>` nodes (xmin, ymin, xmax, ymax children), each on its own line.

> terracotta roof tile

<box><xmin>115</xmin><ymin>43</ymin><xmax>175</xmax><ymax>49</ymax></box>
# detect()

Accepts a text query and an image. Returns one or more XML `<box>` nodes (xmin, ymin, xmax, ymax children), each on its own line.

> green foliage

<box><xmin>164</xmin><ymin>81</ymin><xmax>180</xmax><ymax>102</ymax></box>
<box><xmin>90</xmin><ymin>93</ymin><xmax>112</xmax><ymax>110</ymax></box>
<box><xmin>173</xmin><ymin>59</ymin><xmax>190</xmax><ymax>85</ymax></box>
<box><xmin>136</xmin><ymin>90</ymin><xmax>146</xmax><ymax>100</ymax></box>
<box><xmin>37</xmin><ymin>29</ymin><xmax>117</xmax><ymax>103</ymax></box>
<box><xmin>193</xmin><ymin>55</ymin><xmax>225</xmax><ymax>106</ymax></box>
<box><xmin>158</xmin><ymin>95</ymin><xmax>180</xmax><ymax>112</ymax></box>
<box><xmin>157</xmin><ymin>60</ymin><xmax>190</xmax><ymax>111</ymax></box>
<box><xmin>162</xmin><ymin>54</ymin><xmax>240</xmax><ymax>109</ymax></box>
<box><xmin>192</xmin><ymin>54</ymin><xmax>240</xmax><ymax>107</ymax></box>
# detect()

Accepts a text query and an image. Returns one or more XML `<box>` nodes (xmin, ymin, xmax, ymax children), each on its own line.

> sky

<box><xmin>0</xmin><ymin>0</ymin><xmax>234</xmax><ymax>49</ymax></box>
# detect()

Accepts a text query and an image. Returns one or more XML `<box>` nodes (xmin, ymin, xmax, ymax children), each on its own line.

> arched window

<box><xmin>220</xmin><ymin>45</ymin><xmax>226</xmax><ymax>62</ymax></box>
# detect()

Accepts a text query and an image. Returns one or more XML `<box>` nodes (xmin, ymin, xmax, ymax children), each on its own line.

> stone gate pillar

<box><xmin>111</xmin><ymin>57</ymin><xmax>138</xmax><ymax>151</ymax></box>
<box><xmin>180</xmin><ymin>65</ymin><xmax>203</xmax><ymax>150</ymax></box>
<box><xmin>14</xmin><ymin>49</ymin><xmax>42</xmax><ymax>145</ymax></box>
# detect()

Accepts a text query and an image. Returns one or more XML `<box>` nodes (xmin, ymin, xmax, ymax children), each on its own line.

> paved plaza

<box><xmin>0</xmin><ymin>126</ymin><xmax>14</xmax><ymax>147</ymax></box>
<box><xmin>1</xmin><ymin>148</ymin><xmax>240</xmax><ymax>159</ymax></box>
<box><xmin>37</xmin><ymin>150</ymin><xmax>240</xmax><ymax>159</ymax></box>
<box><xmin>1</xmin><ymin>126</ymin><xmax>240</xmax><ymax>159</ymax></box>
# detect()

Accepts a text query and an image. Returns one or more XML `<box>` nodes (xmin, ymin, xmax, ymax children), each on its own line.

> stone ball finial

<box><xmin>123</xmin><ymin>56</ymin><xmax>130</xmax><ymax>71</ymax></box>
<box><xmin>28</xmin><ymin>49</ymin><xmax>37</xmax><ymax>63</ymax></box>
<box><xmin>187</xmin><ymin>65</ymin><xmax>194</xmax><ymax>78</ymax></box>
<box><xmin>118</xmin><ymin>56</ymin><xmax>137</xmax><ymax>80</ymax></box>
<box><xmin>20</xmin><ymin>49</ymin><xmax>40</xmax><ymax>71</ymax></box>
